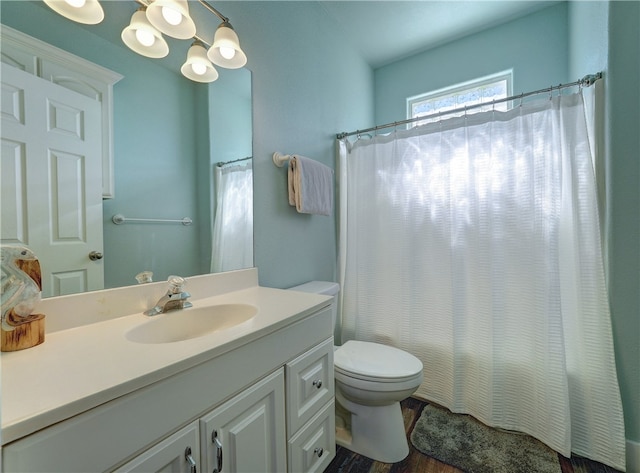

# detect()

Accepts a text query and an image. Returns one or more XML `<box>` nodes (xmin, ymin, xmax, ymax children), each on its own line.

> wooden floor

<box><xmin>323</xmin><ymin>397</ymin><xmax>623</xmax><ymax>473</ymax></box>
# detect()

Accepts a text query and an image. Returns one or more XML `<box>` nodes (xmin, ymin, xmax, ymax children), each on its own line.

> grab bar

<box><xmin>111</xmin><ymin>214</ymin><xmax>193</xmax><ymax>226</ymax></box>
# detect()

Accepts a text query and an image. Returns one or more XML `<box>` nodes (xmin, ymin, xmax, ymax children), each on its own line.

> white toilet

<box><xmin>289</xmin><ymin>281</ymin><xmax>424</xmax><ymax>463</ymax></box>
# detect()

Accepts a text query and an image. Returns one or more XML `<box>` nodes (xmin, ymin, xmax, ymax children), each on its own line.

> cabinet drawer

<box><xmin>288</xmin><ymin>401</ymin><xmax>335</xmax><ymax>473</ymax></box>
<box><xmin>286</xmin><ymin>338</ymin><xmax>334</xmax><ymax>435</ymax></box>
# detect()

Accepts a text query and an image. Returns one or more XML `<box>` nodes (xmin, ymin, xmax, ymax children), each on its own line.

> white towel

<box><xmin>288</xmin><ymin>156</ymin><xmax>334</xmax><ymax>216</ymax></box>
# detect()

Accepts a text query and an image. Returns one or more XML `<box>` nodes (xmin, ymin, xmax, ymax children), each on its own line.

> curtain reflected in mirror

<box><xmin>211</xmin><ymin>159</ymin><xmax>253</xmax><ymax>273</ymax></box>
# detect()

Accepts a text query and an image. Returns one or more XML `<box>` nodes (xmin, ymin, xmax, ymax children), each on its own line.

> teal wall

<box><xmin>605</xmin><ymin>1</ymin><xmax>640</xmax><ymax>446</ymax></box>
<box><xmin>374</xmin><ymin>3</ymin><xmax>570</xmax><ymax>127</ymax></box>
<box><xmin>215</xmin><ymin>1</ymin><xmax>374</xmax><ymax>289</ymax></box>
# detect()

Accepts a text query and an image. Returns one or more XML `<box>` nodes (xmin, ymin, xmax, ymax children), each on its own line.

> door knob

<box><xmin>89</xmin><ymin>251</ymin><xmax>103</xmax><ymax>261</ymax></box>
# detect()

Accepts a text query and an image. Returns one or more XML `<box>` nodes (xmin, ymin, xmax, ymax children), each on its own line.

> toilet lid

<box><xmin>334</xmin><ymin>340</ymin><xmax>423</xmax><ymax>380</ymax></box>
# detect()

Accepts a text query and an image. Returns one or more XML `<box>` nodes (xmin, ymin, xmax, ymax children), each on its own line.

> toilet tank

<box><xmin>288</xmin><ymin>281</ymin><xmax>340</xmax><ymax>342</ymax></box>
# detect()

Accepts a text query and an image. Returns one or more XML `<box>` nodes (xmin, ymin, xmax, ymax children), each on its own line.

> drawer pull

<box><xmin>185</xmin><ymin>446</ymin><xmax>197</xmax><ymax>473</ymax></box>
<box><xmin>212</xmin><ymin>430</ymin><xmax>223</xmax><ymax>473</ymax></box>
<box><xmin>314</xmin><ymin>447</ymin><xmax>324</xmax><ymax>458</ymax></box>
<box><xmin>312</xmin><ymin>379</ymin><xmax>323</xmax><ymax>389</ymax></box>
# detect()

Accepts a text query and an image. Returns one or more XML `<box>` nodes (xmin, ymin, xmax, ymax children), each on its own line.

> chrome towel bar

<box><xmin>111</xmin><ymin>214</ymin><xmax>193</xmax><ymax>226</ymax></box>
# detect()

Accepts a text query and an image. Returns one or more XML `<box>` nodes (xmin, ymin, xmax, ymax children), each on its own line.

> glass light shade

<box><xmin>121</xmin><ymin>9</ymin><xmax>169</xmax><ymax>59</ymax></box>
<box><xmin>146</xmin><ymin>0</ymin><xmax>196</xmax><ymax>40</ymax></box>
<box><xmin>161</xmin><ymin>6</ymin><xmax>182</xmax><ymax>26</ymax></box>
<box><xmin>181</xmin><ymin>43</ymin><xmax>219</xmax><ymax>83</ymax></box>
<box><xmin>43</xmin><ymin>0</ymin><xmax>104</xmax><ymax>25</ymax></box>
<box><xmin>207</xmin><ymin>22</ymin><xmax>247</xmax><ymax>69</ymax></box>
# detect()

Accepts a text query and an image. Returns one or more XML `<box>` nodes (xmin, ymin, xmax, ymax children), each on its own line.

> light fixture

<box><xmin>181</xmin><ymin>41</ymin><xmax>219</xmax><ymax>83</ymax></box>
<box><xmin>207</xmin><ymin>21</ymin><xmax>247</xmax><ymax>69</ymax></box>
<box><xmin>43</xmin><ymin>0</ymin><xmax>104</xmax><ymax>25</ymax></box>
<box><xmin>45</xmin><ymin>0</ymin><xmax>248</xmax><ymax>83</ymax></box>
<box><xmin>121</xmin><ymin>7</ymin><xmax>169</xmax><ymax>59</ymax></box>
<box><xmin>146</xmin><ymin>0</ymin><xmax>196</xmax><ymax>40</ymax></box>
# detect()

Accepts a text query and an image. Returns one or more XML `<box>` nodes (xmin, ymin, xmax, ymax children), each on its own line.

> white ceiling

<box><xmin>317</xmin><ymin>1</ymin><xmax>561</xmax><ymax>68</ymax></box>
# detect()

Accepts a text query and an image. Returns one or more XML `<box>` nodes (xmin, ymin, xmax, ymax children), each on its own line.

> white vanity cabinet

<box><xmin>116</xmin><ymin>340</ymin><xmax>336</xmax><ymax>473</ymax></box>
<box><xmin>117</xmin><ymin>369</ymin><xmax>286</xmax><ymax>473</ymax></box>
<box><xmin>2</xmin><ymin>302</ymin><xmax>335</xmax><ymax>473</ymax></box>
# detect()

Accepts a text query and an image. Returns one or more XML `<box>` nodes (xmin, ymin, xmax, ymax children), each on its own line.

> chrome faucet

<box><xmin>144</xmin><ymin>275</ymin><xmax>193</xmax><ymax>316</ymax></box>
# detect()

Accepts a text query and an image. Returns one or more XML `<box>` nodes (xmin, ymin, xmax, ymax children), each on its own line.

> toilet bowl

<box><xmin>289</xmin><ymin>282</ymin><xmax>424</xmax><ymax>463</ymax></box>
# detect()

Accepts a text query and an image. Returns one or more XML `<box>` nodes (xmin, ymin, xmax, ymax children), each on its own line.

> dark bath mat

<box><xmin>410</xmin><ymin>404</ymin><xmax>561</xmax><ymax>473</ymax></box>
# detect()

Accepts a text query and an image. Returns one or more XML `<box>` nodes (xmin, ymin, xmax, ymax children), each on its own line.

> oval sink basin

<box><xmin>126</xmin><ymin>304</ymin><xmax>257</xmax><ymax>344</ymax></box>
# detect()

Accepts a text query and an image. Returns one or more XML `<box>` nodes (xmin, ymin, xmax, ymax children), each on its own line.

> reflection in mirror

<box><xmin>0</xmin><ymin>1</ymin><xmax>253</xmax><ymax>298</ymax></box>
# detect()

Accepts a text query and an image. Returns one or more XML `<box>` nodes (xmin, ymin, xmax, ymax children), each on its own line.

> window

<box><xmin>407</xmin><ymin>70</ymin><xmax>512</xmax><ymax>127</ymax></box>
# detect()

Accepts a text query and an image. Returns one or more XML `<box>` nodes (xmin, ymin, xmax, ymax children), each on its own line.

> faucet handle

<box><xmin>167</xmin><ymin>275</ymin><xmax>186</xmax><ymax>294</ymax></box>
<box><xmin>136</xmin><ymin>271</ymin><xmax>153</xmax><ymax>284</ymax></box>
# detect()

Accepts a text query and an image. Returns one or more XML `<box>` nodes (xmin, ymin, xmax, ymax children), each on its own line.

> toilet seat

<box><xmin>334</xmin><ymin>340</ymin><xmax>423</xmax><ymax>382</ymax></box>
<box><xmin>335</xmin><ymin>368</ymin><xmax>424</xmax><ymax>395</ymax></box>
<box><xmin>335</xmin><ymin>366</ymin><xmax>421</xmax><ymax>383</ymax></box>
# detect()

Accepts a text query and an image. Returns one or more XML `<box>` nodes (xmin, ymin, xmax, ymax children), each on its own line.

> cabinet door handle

<box><xmin>212</xmin><ymin>430</ymin><xmax>223</xmax><ymax>473</ymax></box>
<box><xmin>185</xmin><ymin>446</ymin><xmax>197</xmax><ymax>473</ymax></box>
<box><xmin>314</xmin><ymin>447</ymin><xmax>324</xmax><ymax>458</ymax></box>
<box><xmin>313</xmin><ymin>379</ymin><xmax>323</xmax><ymax>389</ymax></box>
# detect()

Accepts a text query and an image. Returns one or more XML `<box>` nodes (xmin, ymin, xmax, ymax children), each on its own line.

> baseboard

<box><xmin>628</xmin><ymin>438</ymin><xmax>640</xmax><ymax>473</ymax></box>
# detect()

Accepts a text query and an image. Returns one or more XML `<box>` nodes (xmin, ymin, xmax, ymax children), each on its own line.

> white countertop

<box><xmin>1</xmin><ymin>271</ymin><xmax>330</xmax><ymax>445</ymax></box>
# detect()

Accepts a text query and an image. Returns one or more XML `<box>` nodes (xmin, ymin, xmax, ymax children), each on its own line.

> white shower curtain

<box><xmin>338</xmin><ymin>89</ymin><xmax>626</xmax><ymax>469</ymax></box>
<box><xmin>211</xmin><ymin>162</ymin><xmax>253</xmax><ymax>273</ymax></box>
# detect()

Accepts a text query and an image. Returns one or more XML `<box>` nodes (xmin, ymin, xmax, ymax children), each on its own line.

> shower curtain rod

<box><xmin>216</xmin><ymin>156</ymin><xmax>252</xmax><ymax>167</ymax></box>
<box><xmin>336</xmin><ymin>72</ymin><xmax>602</xmax><ymax>140</ymax></box>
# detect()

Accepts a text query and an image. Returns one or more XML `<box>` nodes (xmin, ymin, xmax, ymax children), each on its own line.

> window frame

<box><xmin>407</xmin><ymin>70</ymin><xmax>513</xmax><ymax>127</ymax></box>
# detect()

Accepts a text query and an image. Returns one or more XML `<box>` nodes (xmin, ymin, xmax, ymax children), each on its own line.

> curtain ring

<box><xmin>519</xmin><ymin>93</ymin><xmax>524</xmax><ymax>107</ymax></box>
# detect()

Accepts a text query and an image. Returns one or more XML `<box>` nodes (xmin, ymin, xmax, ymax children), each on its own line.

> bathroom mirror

<box><xmin>0</xmin><ymin>1</ymin><xmax>253</xmax><ymax>297</ymax></box>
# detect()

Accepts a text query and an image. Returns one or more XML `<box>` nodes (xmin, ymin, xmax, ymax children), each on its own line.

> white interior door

<box><xmin>1</xmin><ymin>64</ymin><xmax>104</xmax><ymax>297</ymax></box>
